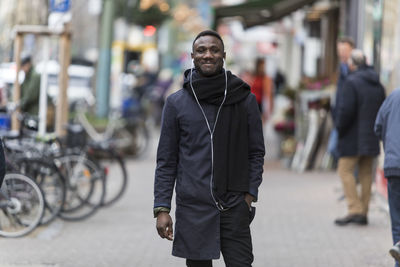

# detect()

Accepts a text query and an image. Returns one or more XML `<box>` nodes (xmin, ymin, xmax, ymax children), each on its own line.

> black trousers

<box><xmin>186</xmin><ymin>200</ymin><xmax>254</xmax><ymax>267</ymax></box>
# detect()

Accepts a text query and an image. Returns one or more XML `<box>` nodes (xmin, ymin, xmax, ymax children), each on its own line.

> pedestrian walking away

<box><xmin>334</xmin><ymin>49</ymin><xmax>385</xmax><ymax>226</ymax></box>
<box><xmin>154</xmin><ymin>30</ymin><xmax>265</xmax><ymax>267</ymax></box>
<box><xmin>375</xmin><ymin>88</ymin><xmax>400</xmax><ymax>267</ymax></box>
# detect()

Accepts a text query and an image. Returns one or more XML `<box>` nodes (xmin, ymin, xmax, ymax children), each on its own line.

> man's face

<box><xmin>191</xmin><ymin>35</ymin><xmax>225</xmax><ymax>77</ymax></box>
<box><xmin>21</xmin><ymin>63</ymin><xmax>31</xmax><ymax>74</ymax></box>
<box><xmin>337</xmin><ymin>42</ymin><xmax>353</xmax><ymax>63</ymax></box>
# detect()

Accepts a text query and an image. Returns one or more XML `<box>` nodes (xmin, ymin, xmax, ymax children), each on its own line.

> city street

<box><xmin>0</xmin><ymin>1</ymin><xmax>398</xmax><ymax>267</ymax></box>
<box><xmin>0</xmin><ymin>135</ymin><xmax>394</xmax><ymax>267</ymax></box>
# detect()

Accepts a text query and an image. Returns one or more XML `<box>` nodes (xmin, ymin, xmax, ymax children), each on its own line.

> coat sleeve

<box><xmin>154</xmin><ymin>96</ymin><xmax>179</xmax><ymax>209</ymax></box>
<box><xmin>335</xmin><ymin>80</ymin><xmax>357</xmax><ymax>137</ymax></box>
<box><xmin>375</xmin><ymin>93</ymin><xmax>390</xmax><ymax>141</ymax></box>
<box><xmin>247</xmin><ymin>94</ymin><xmax>265</xmax><ymax>201</ymax></box>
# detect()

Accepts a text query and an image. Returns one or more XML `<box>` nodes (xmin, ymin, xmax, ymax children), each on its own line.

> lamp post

<box><xmin>95</xmin><ymin>0</ymin><xmax>115</xmax><ymax>118</ymax></box>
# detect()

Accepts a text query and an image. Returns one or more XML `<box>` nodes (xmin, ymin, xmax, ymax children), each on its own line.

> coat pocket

<box><xmin>243</xmin><ymin>200</ymin><xmax>256</xmax><ymax>224</ymax></box>
<box><xmin>249</xmin><ymin>206</ymin><xmax>256</xmax><ymax>224</ymax></box>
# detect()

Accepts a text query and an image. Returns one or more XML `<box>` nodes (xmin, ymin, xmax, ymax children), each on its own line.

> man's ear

<box><xmin>191</xmin><ymin>52</ymin><xmax>194</xmax><ymax>59</ymax></box>
<box><xmin>223</xmin><ymin>52</ymin><xmax>226</xmax><ymax>60</ymax></box>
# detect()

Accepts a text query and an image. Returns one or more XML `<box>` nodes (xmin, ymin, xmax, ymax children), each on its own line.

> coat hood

<box><xmin>354</xmin><ymin>65</ymin><xmax>381</xmax><ymax>85</ymax></box>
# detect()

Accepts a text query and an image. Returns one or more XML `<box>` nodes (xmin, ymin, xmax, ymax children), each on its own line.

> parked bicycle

<box><xmin>72</xmin><ymin>97</ymin><xmax>150</xmax><ymax>158</ymax></box>
<box><xmin>0</xmin><ymin>173</ymin><xmax>45</xmax><ymax>238</ymax></box>
<box><xmin>0</xmin><ymin>102</ymin><xmax>130</xmax><ymax>232</ymax></box>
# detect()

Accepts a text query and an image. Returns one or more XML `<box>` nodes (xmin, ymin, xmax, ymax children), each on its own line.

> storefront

<box><xmin>360</xmin><ymin>0</ymin><xmax>383</xmax><ymax>70</ymax></box>
<box><xmin>380</xmin><ymin>0</ymin><xmax>400</xmax><ymax>93</ymax></box>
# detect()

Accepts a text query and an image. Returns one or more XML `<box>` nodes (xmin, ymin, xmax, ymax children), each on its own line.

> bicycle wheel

<box><xmin>55</xmin><ymin>154</ymin><xmax>105</xmax><ymax>221</ymax></box>
<box><xmin>117</xmin><ymin>121</ymin><xmax>150</xmax><ymax>158</ymax></box>
<box><xmin>87</xmin><ymin>148</ymin><xmax>128</xmax><ymax>207</ymax></box>
<box><xmin>130</xmin><ymin>122</ymin><xmax>150</xmax><ymax>158</ymax></box>
<box><xmin>0</xmin><ymin>173</ymin><xmax>45</xmax><ymax>237</ymax></box>
<box><xmin>17</xmin><ymin>158</ymin><xmax>66</xmax><ymax>225</ymax></box>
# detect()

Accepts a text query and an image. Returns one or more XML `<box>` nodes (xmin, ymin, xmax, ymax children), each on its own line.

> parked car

<box><xmin>36</xmin><ymin>60</ymin><xmax>95</xmax><ymax>106</ymax></box>
<box><xmin>0</xmin><ymin>62</ymin><xmax>20</xmax><ymax>108</ymax></box>
<box><xmin>0</xmin><ymin>60</ymin><xmax>95</xmax><ymax>107</ymax></box>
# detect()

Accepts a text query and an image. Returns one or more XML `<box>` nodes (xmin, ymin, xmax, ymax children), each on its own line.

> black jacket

<box><xmin>335</xmin><ymin>65</ymin><xmax>385</xmax><ymax>157</ymax></box>
<box><xmin>154</xmin><ymin>72</ymin><xmax>265</xmax><ymax>259</ymax></box>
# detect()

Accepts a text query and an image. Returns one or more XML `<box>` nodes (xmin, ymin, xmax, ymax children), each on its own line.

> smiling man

<box><xmin>154</xmin><ymin>30</ymin><xmax>265</xmax><ymax>266</ymax></box>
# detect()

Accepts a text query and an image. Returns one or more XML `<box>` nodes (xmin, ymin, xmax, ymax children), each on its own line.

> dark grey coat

<box><xmin>375</xmin><ymin>89</ymin><xmax>400</xmax><ymax>177</ymax></box>
<box><xmin>335</xmin><ymin>65</ymin><xmax>385</xmax><ymax>157</ymax></box>
<box><xmin>154</xmin><ymin>88</ymin><xmax>265</xmax><ymax>260</ymax></box>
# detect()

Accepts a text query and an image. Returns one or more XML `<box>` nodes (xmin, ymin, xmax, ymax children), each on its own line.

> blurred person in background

<box><xmin>375</xmin><ymin>89</ymin><xmax>400</xmax><ymax>267</ymax></box>
<box><xmin>334</xmin><ymin>49</ymin><xmax>385</xmax><ymax>226</ymax></box>
<box><xmin>328</xmin><ymin>37</ymin><xmax>355</xmax><ymax>162</ymax></box>
<box><xmin>20</xmin><ymin>56</ymin><xmax>41</xmax><ymax>116</ymax></box>
<box><xmin>150</xmin><ymin>68</ymin><xmax>174</xmax><ymax>125</ymax></box>
<box><xmin>19</xmin><ymin>56</ymin><xmax>54</xmax><ymax>130</ymax></box>
<box><xmin>250</xmin><ymin>57</ymin><xmax>273</xmax><ymax>123</ymax></box>
<box><xmin>273</xmin><ymin>69</ymin><xmax>286</xmax><ymax>95</ymax></box>
<box><xmin>154</xmin><ymin>30</ymin><xmax>265</xmax><ymax>267</ymax></box>
<box><xmin>238</xmin><ymin>68</ymin><xmax>254</xmax><ymax>86</ymax></box>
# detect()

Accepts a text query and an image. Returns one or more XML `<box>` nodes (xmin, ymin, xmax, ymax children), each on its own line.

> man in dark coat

<box><xmin>154</xmin><ymin>30</ymin><xmax>265</xmax><ymax>266</ymax></box>
<box><xmin>328</xmin><ymin>36</ymin><xmax>354</xmax><ymax>160</ymax></box>
<box><xmin>334</xmin><ymin>49</ymin><xmax>385</xmax><ymax>226</ymax></box>
<box><xmin>375</xmin><ymin>89</ymin><xmax>400</xmax><ymax>267</ymax></box>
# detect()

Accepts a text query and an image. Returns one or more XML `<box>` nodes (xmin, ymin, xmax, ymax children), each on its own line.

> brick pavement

<box><xmin>0</xmin><ymin>148</ymin><xmax>394</xmax><ymax>267</ymax></box>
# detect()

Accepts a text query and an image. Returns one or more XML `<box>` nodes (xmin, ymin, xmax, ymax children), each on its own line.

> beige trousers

<box><xmin>337</xmin><ymin>156</ymin><xmax>375</xmax><ymax>215</ymax></box>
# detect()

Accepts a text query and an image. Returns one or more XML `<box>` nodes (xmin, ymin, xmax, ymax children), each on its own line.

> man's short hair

<box><xmin>337</xmin><ymin>36</ymin><xmax>355</xmax><ymax>48</ymax></box>
<box><xmin>192</xmin><ymin>30</ymin><xmax>225</xmax><ymax>51</ymax></box>
<box><xmin>350</xmin><ymin>49</ymin><xmax>366</xmax><ymax>67</ymax></box>
<box><xmin>21</xmin><ymin>56</ymin><xmax>32</xmax><ymax>66</ymax></box>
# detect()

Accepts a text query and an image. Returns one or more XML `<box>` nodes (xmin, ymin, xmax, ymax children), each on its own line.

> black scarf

<box><xmin>183</xmin><ymin>68</ymin><xmax>250</xmax><ymax>194</ymax></box>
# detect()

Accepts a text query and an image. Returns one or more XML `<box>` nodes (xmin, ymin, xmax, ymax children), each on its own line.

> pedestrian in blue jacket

<box><xmin>375</xmin><ymin>88</ymin><xmax>400</xmax><ymax>267</ymax></box>
<box><xmin>154</xmin><ymin>30</ymin><xmax>265</xmax><ymax>266</ymax></box>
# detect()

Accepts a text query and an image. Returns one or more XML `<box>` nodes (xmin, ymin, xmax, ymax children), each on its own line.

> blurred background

<box><xmin>0</xmin><ymin>0</ymin><xmax>397</xmax><ymax>266</ymax></box>
<box><xmin>0</xmin><ymin>0</ymin><xmax>395</xmax><ymax>170</ymax></box>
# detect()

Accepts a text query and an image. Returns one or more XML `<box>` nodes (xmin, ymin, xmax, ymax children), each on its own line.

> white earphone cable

<box><xmin>189</xmin><ymin>60</ymin><xmax>228</xmax><ymax>211</ymax></box>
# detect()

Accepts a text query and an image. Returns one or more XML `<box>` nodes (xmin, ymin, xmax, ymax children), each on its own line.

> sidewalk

<box><xmin>253</xmin><ymin>162</ymin><xmax>392</xmax><ymax>267</ymax></box>
<box><xmin>0</xmin><ymin>148</ymin><xmax>394</xmax><ymax>266</ymax></box>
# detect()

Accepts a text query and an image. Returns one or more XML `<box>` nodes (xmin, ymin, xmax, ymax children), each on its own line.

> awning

<box><xmin>214</xmin><ymin>0</ymin><xmax>318</xmax><ymax>28</ymax></box>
